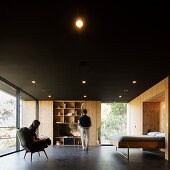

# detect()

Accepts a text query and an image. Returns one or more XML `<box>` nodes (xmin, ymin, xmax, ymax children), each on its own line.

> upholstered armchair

<box><xmin>17</xmin><ymin>127</ymin><xmax>48</xmax><ymax>162</ymax></box>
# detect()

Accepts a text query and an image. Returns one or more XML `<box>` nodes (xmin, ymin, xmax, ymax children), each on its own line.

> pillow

<box><xmin>147</xmin><ymin>132</ymin><xmax>160</xmax><ymax>136</ymax></box>
<box><xmin>155</xmin><ymin>132</ymin><xmax>165</xmax><ymax>137</ymax></box>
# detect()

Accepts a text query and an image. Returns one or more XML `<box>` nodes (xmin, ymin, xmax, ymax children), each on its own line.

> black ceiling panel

<box><xmin>0</xmin><ymin>1</ymin><xmax>169</xmax><ymax>102</ymax></box>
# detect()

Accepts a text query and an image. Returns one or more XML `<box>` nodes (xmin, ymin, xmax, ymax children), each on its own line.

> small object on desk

<box><xmin>67</xmin><ymin>113</ymin><xmax>72</xmax><ymax>116</ymax></box>
<box><xmin>81</xmin><ymin>103</ymin><xmax>84</xmax><ymax>109</ymax></box>
<box><xmin>56</xmin><ymin>141</ymin><xmax>60</xmax><ymax>145</ymax></box>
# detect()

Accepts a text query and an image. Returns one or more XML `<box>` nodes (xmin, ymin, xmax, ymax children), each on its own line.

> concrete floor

<box><xmin>0</xmin><ymin>146</ymin><xmax>169</xmax><ymax>170</ymax></box>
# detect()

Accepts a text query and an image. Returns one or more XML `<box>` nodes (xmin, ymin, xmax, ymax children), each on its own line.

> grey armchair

<box><xmin>17</xmin><ymin>127</ymin><xmax>48</xmax><ymax>162</ymax></box>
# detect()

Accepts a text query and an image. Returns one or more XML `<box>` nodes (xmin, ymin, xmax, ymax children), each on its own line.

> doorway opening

<box><xmin>101</xmin><ymin>103</ymin><xmax>127</xmax><ymax>145</ymax></box>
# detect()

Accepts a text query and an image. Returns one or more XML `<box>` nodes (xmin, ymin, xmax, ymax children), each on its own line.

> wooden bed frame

<box><xmin>110</xmin><ymin>139</ymin><xmax>165</xmax><ymax>160</ymax></box>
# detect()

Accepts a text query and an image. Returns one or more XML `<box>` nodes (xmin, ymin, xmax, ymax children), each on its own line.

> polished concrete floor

<box><xmin>0</xmin><ymin>146</ymin><xmax>169</xmax><ymax>170</ymax></box>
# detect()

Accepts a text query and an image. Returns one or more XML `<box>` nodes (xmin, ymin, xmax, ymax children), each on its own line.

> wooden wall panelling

<box><xmin>22</xmin><ymin>101</ymin><xmax>36</xmax><ymax>127</ymax></box>
<box><xmin>84</xmin><ymin>101</ymin><xmax>97</xmax><ymax>146</ymax></box>
<box><xmin>143</xmin><ymin>102</ymin><xmax>160</xmax><ymax>135</ymax></box>
<box><xmin>160</xmin><ymin>100</ymin><xmax>166</xmax><ymax>132</ymax></box>
<box><xmin>128</xmin><ymin>96</ymin><xmax>142</xmax><ymax>135</ymax></box>
<box><xmin>165</xmin><ymin>76</ymin><xmax>170</xmax><ymax>160</ymax></box>
<box><xmin>84</xmin><ymin>101</ymin><xmax>100</xmax><ymax>146</ymax></box>
<box><xmin>127</xmin><ymin>76</ymin><xmax>169</xmax><ymax>160</ymax></box>
<box><xmin>39</xmin><ymin>101</ymin><xmax>53</xmax><ymax>145</ymax></box>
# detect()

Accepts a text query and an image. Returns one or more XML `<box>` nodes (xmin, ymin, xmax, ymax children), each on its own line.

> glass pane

<box><xmin>0</xmin><ymin>128</ymin><xmax>16</xmax><ymax>138</ymax></box>
<box><xmin>0</xmin><ymin>80</ymin><xmax>17</xmax><ymax>155</ymax></box>
<box><xmin>0</xmin><ymin>138</ymin><xmax>16</xmax><ymax>156</ymax></box>
<box><xmin>101</xmin><ymin>103</ymin><xmax>127</xmax><ymax>144</ymax></box>
<box><xmin>0</xmin><ymin>90</ymin><xmax>16</xmax><ymax>128</ymax></box>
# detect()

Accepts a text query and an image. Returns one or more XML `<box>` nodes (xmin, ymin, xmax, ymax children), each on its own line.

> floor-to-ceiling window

<box><xmin>0</xmin><ymin>78</ymin><xmax>37</xmax><ymax>156</ymax></box>
<box><xmin>101</xmin><ymin>103</ymin><xmax>127</xmax><ymax>144</ymax></box>
<box><xmin>0</xmin><ymin>81</ymin><xmax>16</xmax><ymax>156</ymax></box>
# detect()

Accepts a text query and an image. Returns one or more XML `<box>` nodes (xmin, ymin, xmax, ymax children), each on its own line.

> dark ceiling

<box><xmin>0</xmin><ymin>1</ymin><xmax>169</xmax><ymax>102</ymax></box>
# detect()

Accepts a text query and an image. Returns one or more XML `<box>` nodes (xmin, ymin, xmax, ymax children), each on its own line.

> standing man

<box><xmin>79</xmin><ymin>109</ymin><xmax>91</xmax><ymax>150</ymax></box>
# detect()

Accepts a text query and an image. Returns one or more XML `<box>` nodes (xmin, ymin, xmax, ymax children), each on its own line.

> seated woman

<box><xmin>29</xmin><ymin>120</ymin><xmax>51</xmax><ymax>149</ymax></box>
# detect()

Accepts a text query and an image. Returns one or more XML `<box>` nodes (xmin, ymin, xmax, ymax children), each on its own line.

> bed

<box><xmin>110</xmin><ymin>132</ymin><xmax>165</xmax><ymax>160</ymax></box>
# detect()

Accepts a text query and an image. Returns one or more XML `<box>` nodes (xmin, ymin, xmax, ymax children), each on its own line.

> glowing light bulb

<box><xmin>76</xmin><ymin>19</ymin><xmax>83</xmax><ymax>28</ymax></box>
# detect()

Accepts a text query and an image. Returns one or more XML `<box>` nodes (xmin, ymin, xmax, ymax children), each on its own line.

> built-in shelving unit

<box><xmin>53</xmin><ymin>101</ymin><xmax>84</xmax><ymax>145</ymax></box>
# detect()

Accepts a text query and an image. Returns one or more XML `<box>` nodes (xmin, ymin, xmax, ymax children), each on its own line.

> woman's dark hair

<box><xmin>31</xmin><ymin>120</ymin><xmax>40</xmax><ymax>129</ymax></box>
<box><xmin>82</xmin><ymin>109</ymin><xmax>87</xmax><ymax>114</ymax></box>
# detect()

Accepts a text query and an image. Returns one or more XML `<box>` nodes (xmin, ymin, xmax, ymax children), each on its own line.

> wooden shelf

<box><xmin>53</xmin><ymin>101</ymin><xmax>84</xmax><ymax>145</ymax></box>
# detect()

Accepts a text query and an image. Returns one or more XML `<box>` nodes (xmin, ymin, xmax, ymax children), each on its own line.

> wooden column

<box><xmin>84</xmin><ymin>101</ymin><xmax>101</xmax><ymax>146</ymax></box>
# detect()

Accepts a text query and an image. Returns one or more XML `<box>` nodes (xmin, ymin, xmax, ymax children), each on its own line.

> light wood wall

<box><xmin>22</xmin><ymin>101</ymin><xmax>36</xmax><ymax>127</ymax></box>
<box><xmin>38</xmin><ymin>101</ymin><xmax>101</xmax><ymax>146</ymax></box>
<box><xmin>127</xmin><ymin>76</ymin><xmax>170</xmax><ymax>160</ymax></box>
<box><xmin>84</xmin><ymin>101</ymin><xmax>101</xmax><ymax>146</ymax></box>
<box><xmin>160</xmin><ymin>100</ymin><xmax>166</xmax><ymax>132</ymax></box>
<box><xmin>39</xmin><ymin>101</ymin><xmax>53</xmax><ymax>145</ymax></box>
<box><xmin>143</xmin><ymin>102</ymin><xmax>160</xmax><ymax>134</ymax></box>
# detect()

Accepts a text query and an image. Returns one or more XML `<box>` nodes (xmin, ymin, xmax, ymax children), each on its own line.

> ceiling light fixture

<box><xmin>48</xmin><ymin>95</ymin><xmax>51</xmax><ymax>98</ymax></box>
<box><xmin>82</xmin><ymin>80</ymin><xmax>86</xmax><ymax>84</ymax></box>
<box><xmin>32</xmin><ymin>80</ymin><xmax>36</xmax><ymax>84</ymax></box>
<box><xmin>76</xmin><ymin>19</ymin><xmax>84</xmax><ymax>29</ymax></box>
<box><xmin>84</xmin><ymin>95</ymin><xmax>87</xmax><ymax>98</ymax></box>
<box><xmin>119</xmin><ymin>95</ymin><xmax>122</xmax><ymax>98</ymax></box>
<box><xmin>132</xmin><ymin>80</ymin><xmax>136</xmax><ymax>84</ymax></box>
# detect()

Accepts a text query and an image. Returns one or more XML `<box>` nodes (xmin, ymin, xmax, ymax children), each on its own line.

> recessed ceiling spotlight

<box><xmin>82</xmin><ymin>80</ymin><xmax>86</xmax><ymax>84</ymax></box>
<box><xmin>132</xmin><ymin>80</ymin><xmax>136</xmax><ymax>84</ymax></box>
<box><xmin>48</xmin><ymin>95</ymin><xmax>51</xmax><ymax>98</ymax></box>
<box><xmin>124</xmin><ymin>89</ymin><xmax>128</xmax><ymax>92</ymax></box>
<box><xmin>76</xmin><ymin>19</ymin><xmax>84</xmax><ymax>29</ymax></box>
<box><xmin>32</xmin><ymin>80</ymin><xmax>36</xmax><ymax>84</ymax></box>
<box><xmin>119</xmin><ymin>95</ymin><xmax>122</xmax><ymax>98</ymax></box>
<box><xmin>84</xmin><ymin>95</ymin><xmax>87</xmax><ymax>98</ymax></box>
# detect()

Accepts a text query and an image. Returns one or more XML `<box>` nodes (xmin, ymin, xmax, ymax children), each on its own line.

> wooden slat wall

<box><xmin>22</xmin><ymin>101</ymin><xmax>36</xmax><ymax>127</ymax></box>
<box><xmin>127</xmin><ymin>76</ymin><xmax>170</xmax><ymax>160</ymax></box>
<box><xmin>39</xmin><ymin>101</ymin><xmax>53</xmax><ymax>145</ymax></box>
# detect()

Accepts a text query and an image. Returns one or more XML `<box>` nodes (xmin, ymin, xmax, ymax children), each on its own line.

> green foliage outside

<box><xmin>101</xmin><ymin>103</ymin><xmax>127</xmax><ymax>143</ymax></box>
<box><xmin>0</xmin><ymin>90</ymin><xmax>16</xmax><ymax>152</ymax></box>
